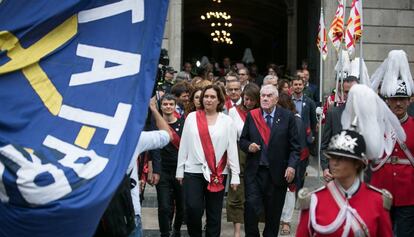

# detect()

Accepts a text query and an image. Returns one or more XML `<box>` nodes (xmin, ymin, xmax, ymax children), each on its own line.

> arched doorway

<box><xmin>183</xmin><ymin>0</ymin><xmax>288</xmax><ymax>71</ymax></box>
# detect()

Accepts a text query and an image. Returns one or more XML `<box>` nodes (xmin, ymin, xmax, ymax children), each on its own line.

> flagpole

<box><xmin>334</xmin><ymin>0</ymin><xmax>347</xmax><ymax>102</ymax></box>
<box><xmin>318</xmin><ymin>5</ymin><xmax>324</xmax><ymax>184</ymax></box>
<box><xmin>359</xmin><ymin>0</ymin><xmax>363</xmax><ymax>82</ymax></box>
<box><xmin>338</xmin><ymin>0</ymin><xmax>347</xmax><ymax>102</ymax></box>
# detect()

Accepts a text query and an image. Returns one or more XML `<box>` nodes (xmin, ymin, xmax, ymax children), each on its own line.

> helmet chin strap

<box><xmin>349</xmin><ymin>116</ymin><xmax>358</xmax><ymax>131</ymax></box>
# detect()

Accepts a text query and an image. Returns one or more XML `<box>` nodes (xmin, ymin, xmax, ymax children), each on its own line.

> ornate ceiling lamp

<box><xmin>200</xmin><ymin>1</ymin><xmax>233</xmax><ymax>44</ymax></box>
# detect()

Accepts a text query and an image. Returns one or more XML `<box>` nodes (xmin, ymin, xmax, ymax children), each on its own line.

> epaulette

<box><xmin>297</xmin><ymin>186</ymin><xmax>326</xmax><ymax>210</ymax></box>
<box><xmin>367</xmin><ymin>184</ymin><xmax>393</xmax><ymax>210</ymax></box>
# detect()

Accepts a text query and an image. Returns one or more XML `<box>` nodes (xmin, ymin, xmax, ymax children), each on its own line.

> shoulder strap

<box><xmin>366</xmin><ymin>184</ymin><xmax>393</xmax><ymax>210</ymax></box>
<box><xmin>298</xmin><ymin>186</ymin><xmax>325</xmax><ymax>210</ymax></box>
<box><xmin>397</xmin><ymin>138</ymin><xmax>414</xmax><ymax>167</ymax></box>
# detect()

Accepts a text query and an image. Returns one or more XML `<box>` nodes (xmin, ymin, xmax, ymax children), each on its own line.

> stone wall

<box><xmin>162</xmin><ymin>0</ymin><xmax>182</xmax><ymax>72</ymax></box>
<box><xmin>323</xmin><ymin>0</ymin><xmax>414</xmax><ymax>94</ymax></box>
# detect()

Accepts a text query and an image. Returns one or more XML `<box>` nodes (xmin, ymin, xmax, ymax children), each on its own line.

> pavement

<box><xmin>141</xmin><ymin>157</ymin><xmax>324</xmax><ymax>237</ymax></box>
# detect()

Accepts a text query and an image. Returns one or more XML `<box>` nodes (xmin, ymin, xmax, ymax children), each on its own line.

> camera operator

<box><xmin>158</xmin><ymin>67</ymin><xmax>177</xmax><ymax>94</ymax></box>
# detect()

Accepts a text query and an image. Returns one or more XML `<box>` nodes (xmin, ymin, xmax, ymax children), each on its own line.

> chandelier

<box><xmin>200</xmin><ymin>2</ymin><xmax>233</xmax><ymax>44</ymax></box>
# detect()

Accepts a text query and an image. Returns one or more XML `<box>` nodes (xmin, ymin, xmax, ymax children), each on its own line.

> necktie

<box><xmin>266</xmin><ymin>114</ymin><xmax>272</xmax><ymax>128</ymax></box>
<box><xmin>233</xmin><ymin>103</ymin><xmax>237</xmax><ymax>107</ymax></box>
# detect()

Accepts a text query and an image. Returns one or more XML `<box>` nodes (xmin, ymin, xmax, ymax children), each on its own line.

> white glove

<box><xmin>315</xmin><ymin>106</ymin><xmax>323</xmax><ymax>116</ymax></box>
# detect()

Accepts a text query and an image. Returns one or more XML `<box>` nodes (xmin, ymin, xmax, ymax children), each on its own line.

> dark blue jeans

<box><xmin>128</xmin><ymin>215</ymin><xmax>142</xmax><ymax>237</ymax></box>
<box><xmin>391</xmin><ymin>205</ymin><xmax>414</xmax><ymax>237</ymax></box>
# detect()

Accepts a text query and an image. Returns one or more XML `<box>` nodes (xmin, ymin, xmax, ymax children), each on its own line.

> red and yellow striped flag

<box><xmin>345</xmin><ymin>0</ymin><xmax>363</xmax><ymax>57</ymax></box>
<box><xmin>328</xmin><ymin>0</ymin><xmax>344</xmax><ymax>52</ymax></box>
<box><xmin>317</xmin><ymin>10</ymin><xmax>328</xmax><ymax>60</ymax></box>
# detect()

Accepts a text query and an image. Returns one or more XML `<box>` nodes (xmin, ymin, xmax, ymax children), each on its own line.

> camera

<box><xmin>153</xmin><ymin>49</ymin><xmax>177</xmax><ymax>94</ymax></box>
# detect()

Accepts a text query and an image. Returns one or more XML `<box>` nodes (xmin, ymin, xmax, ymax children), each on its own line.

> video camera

<box><xmin>153</xmin><ymin>49</ymin><xmax>177</xmax><ymax>93</ymax></box>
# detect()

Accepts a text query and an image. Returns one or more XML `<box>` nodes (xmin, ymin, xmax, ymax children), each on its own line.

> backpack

<box><xmin>94</xmin><ymin>175</ymin><xmax>136</xmax><ymax>237</ymax></box>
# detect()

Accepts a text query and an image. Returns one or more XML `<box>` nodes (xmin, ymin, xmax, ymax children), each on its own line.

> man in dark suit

<box><xmin>291</xmin><ymin>77</ymin><xmax>317</xmax><ymax>141</ymax></box>
<box><xmin>291</xmin><ymin>76</ymin><xmax>316</xmax><ymax>188</ymax></box>
<box><xmin>302</xmin><ymin>69</ymin><xmax>319</xmax><ymax>103</ymax></box>
<box><xmin>240</xmin><ymin>85</ymin><xmax>300</xmax><ymax>237</ymax></box>
<box><xmin>320</xmin><ymin>75</ymin><xmax>358</xmax><ymax>181</ymax></box>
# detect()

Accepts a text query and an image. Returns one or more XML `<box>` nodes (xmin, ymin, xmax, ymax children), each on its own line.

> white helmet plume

<box><xmin>371</xmin><ymin>50</ymin><xmax>414</xmax><ymax>97</ymax></box>
<box><xmin>350</xmin><ymin>57</ymin><xmax>370</xmax><ymax>86</ymax></box>
<box><xmin>335</xmin><ymin>50</ymin><xmax>351</xmax><ymax>79</ymax></box>
<box><xmin>341</xmin><ymin>84</ymin><xmax>406</xmax><ymax>160</ymax></box>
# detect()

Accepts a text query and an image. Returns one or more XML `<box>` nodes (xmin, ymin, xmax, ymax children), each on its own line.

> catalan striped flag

<box><xmin>345</xmin><ymin>0</ymin><xmax>363</xmax><ymax>57</ymax></box>
<box><xmin>328</xmin><ymin>0</ymin><xmax>344</xmax><ymax>52</ymax></box>
<box><xmin>317</xmin><ymin>10</ymin><xmax>328</xmax><ymax>60</ymax></box>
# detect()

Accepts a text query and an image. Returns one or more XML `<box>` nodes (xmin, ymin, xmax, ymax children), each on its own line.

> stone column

<box><xmin>286</xmin><ymin>0</ymin><xmax>298</xmax><ymax>74</ymax></box>
<box><xmin>165</xmin><ymin>0</ymin><xmax>182</xmax><ymax>72</ymax></box>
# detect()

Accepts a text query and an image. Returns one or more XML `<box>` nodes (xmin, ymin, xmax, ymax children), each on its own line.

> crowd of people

<box><xmin>113</xmin><ymin>50</ymin><xmax>414</xmax><ymax>237</ymax></box>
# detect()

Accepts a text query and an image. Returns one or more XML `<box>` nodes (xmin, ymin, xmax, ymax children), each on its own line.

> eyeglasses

<box><xmin>227</xmin><ymin>88</ymin><xmax>240</xmax><ymax>92</ymax></box>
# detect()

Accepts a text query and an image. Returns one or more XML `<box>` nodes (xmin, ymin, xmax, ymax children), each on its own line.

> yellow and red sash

<box><xmin>196</xmin><ymin>110</ymin><xmax>227</xmax><ymax>192</ymax></box>
<box><xmin>250</xmin><ymin>108</ymin><xmax>270</xmax><ymax>146</ymax></box>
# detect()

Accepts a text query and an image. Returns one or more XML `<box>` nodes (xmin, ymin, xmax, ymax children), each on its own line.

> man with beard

<box><xmin>291</xmin><ymin>76</ymin><xmax>316</xmax><ymax>190</ymax></box>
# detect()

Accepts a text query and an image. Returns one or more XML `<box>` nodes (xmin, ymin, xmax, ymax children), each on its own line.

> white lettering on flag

<box><xmin>58</xmin><ymin>103</ymin><xmax>131</xmax><ymax>145</ymax></box>
<box><xmin>78</xmin><ymin>0</ymin><xmax>144</xmax><ymax>24</ymax></box>
<box><xmin>43</xmin><ymin>136</ymin><xmax>109</xmax><ymax>180</ymax></box>
<box><xmin>0</xmin><ymin>145</ymin><xmax>71</xmax><ymax>205</ymax></box>
<box><xmin>69</xmin><ymin>44</ymin><xmax>141</xmax><ymax>86</ymax></box>
<box><xmin>0</xmin><ymin>161</ymin><xmax>9</xmax><ymax>202</ymax></box>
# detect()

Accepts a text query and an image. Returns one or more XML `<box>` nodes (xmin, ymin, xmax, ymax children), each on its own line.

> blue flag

<box><xmin>0</xmin><ymin>0</ymin><xmax>169</xmax><ymax>236</ymax></box>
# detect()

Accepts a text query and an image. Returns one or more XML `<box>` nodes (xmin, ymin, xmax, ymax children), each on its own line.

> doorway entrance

<box><xmin>182</xmin><ymin>0</ymin><xmax>320</xmax><ymax>79</ymax></box>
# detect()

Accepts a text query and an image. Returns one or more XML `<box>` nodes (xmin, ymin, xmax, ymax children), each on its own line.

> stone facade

<box><xmin>162</xmin><ymin>0</ymin><xmax>414</xmax><ymax>95</ymax></box>
<box><xmin>162</xmin><ymin>0</ymin><xmax>182</xmax><ymax>72</ymax></box>
<box><xmin>323</xmin><ymin>0</ymin><xmax>414</xmax><ymax>93</ymax></box>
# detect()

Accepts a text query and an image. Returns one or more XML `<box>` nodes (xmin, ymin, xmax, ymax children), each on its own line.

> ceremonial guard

<box><xmin>370</xmin><ymin>50</ymin><xmax>414</xmax><ymax>237</ymax></box>
<box><xmin>297</xmin><ymin>85</ymin><xmax>399</xmax><ymax>237</ymax></box>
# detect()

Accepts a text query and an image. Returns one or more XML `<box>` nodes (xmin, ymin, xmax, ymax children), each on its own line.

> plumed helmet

<box><xmin>371</xmin><ymin>50</ymin><xmax>414</xmax><ymax>98</ymax></box>
<box><xmin>324</xmin><ymin>129</ymin><xmax>367</xmax><ymax>166</ymax></box>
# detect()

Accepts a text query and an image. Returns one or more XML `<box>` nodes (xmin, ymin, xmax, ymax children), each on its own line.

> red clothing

<box><xmin>322</xmin><ymin>93</ymin><xmax>345</xmax><ymax>124</ymax></box>
<box><xmin>296</xmin><ymin>182</ymin><xmax>392</xmax><ymax>237</ymax></box>
<box><xmin>370</xmin><ymin>116</ymin><xmax>414</xmax><ymax>206</ymax></box>
<box><xmin>224</xmin><ymin>98</ymin><xmax>234</xmax><ymax>111</ymax></box>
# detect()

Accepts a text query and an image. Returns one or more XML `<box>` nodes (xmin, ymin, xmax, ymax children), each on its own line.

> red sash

<box><xmin>300</xmin><ymin>147</ymin><xmax>310</xmax><ymax>160</ymax></box>
<box><xmin>250</xmin><ymin>108</ymin><xmax>270</xmax><ymax>146</ymax></box>
<box><xmin>196</xmin><ymin>110</ymin><xmax>228</xmax><ymax>192</ymax></box>
<box><xmin>235</xmin><ymin>106</ymin><xmax>247</xmax><ymax>122</ymax></box>
<box><xmin>173</xmin><ymin>111</ymin><xmax>181</xmax><ymax>119</ymax></box>
<box><xmin>224</xmin><ymin>98</ymin><xmax>233</xmax><ymax>111</ymax></box>
<box><xmin>169</xmin><ymin>126</ymin><xmax>181</xmax><ymax>149</ymax></box>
